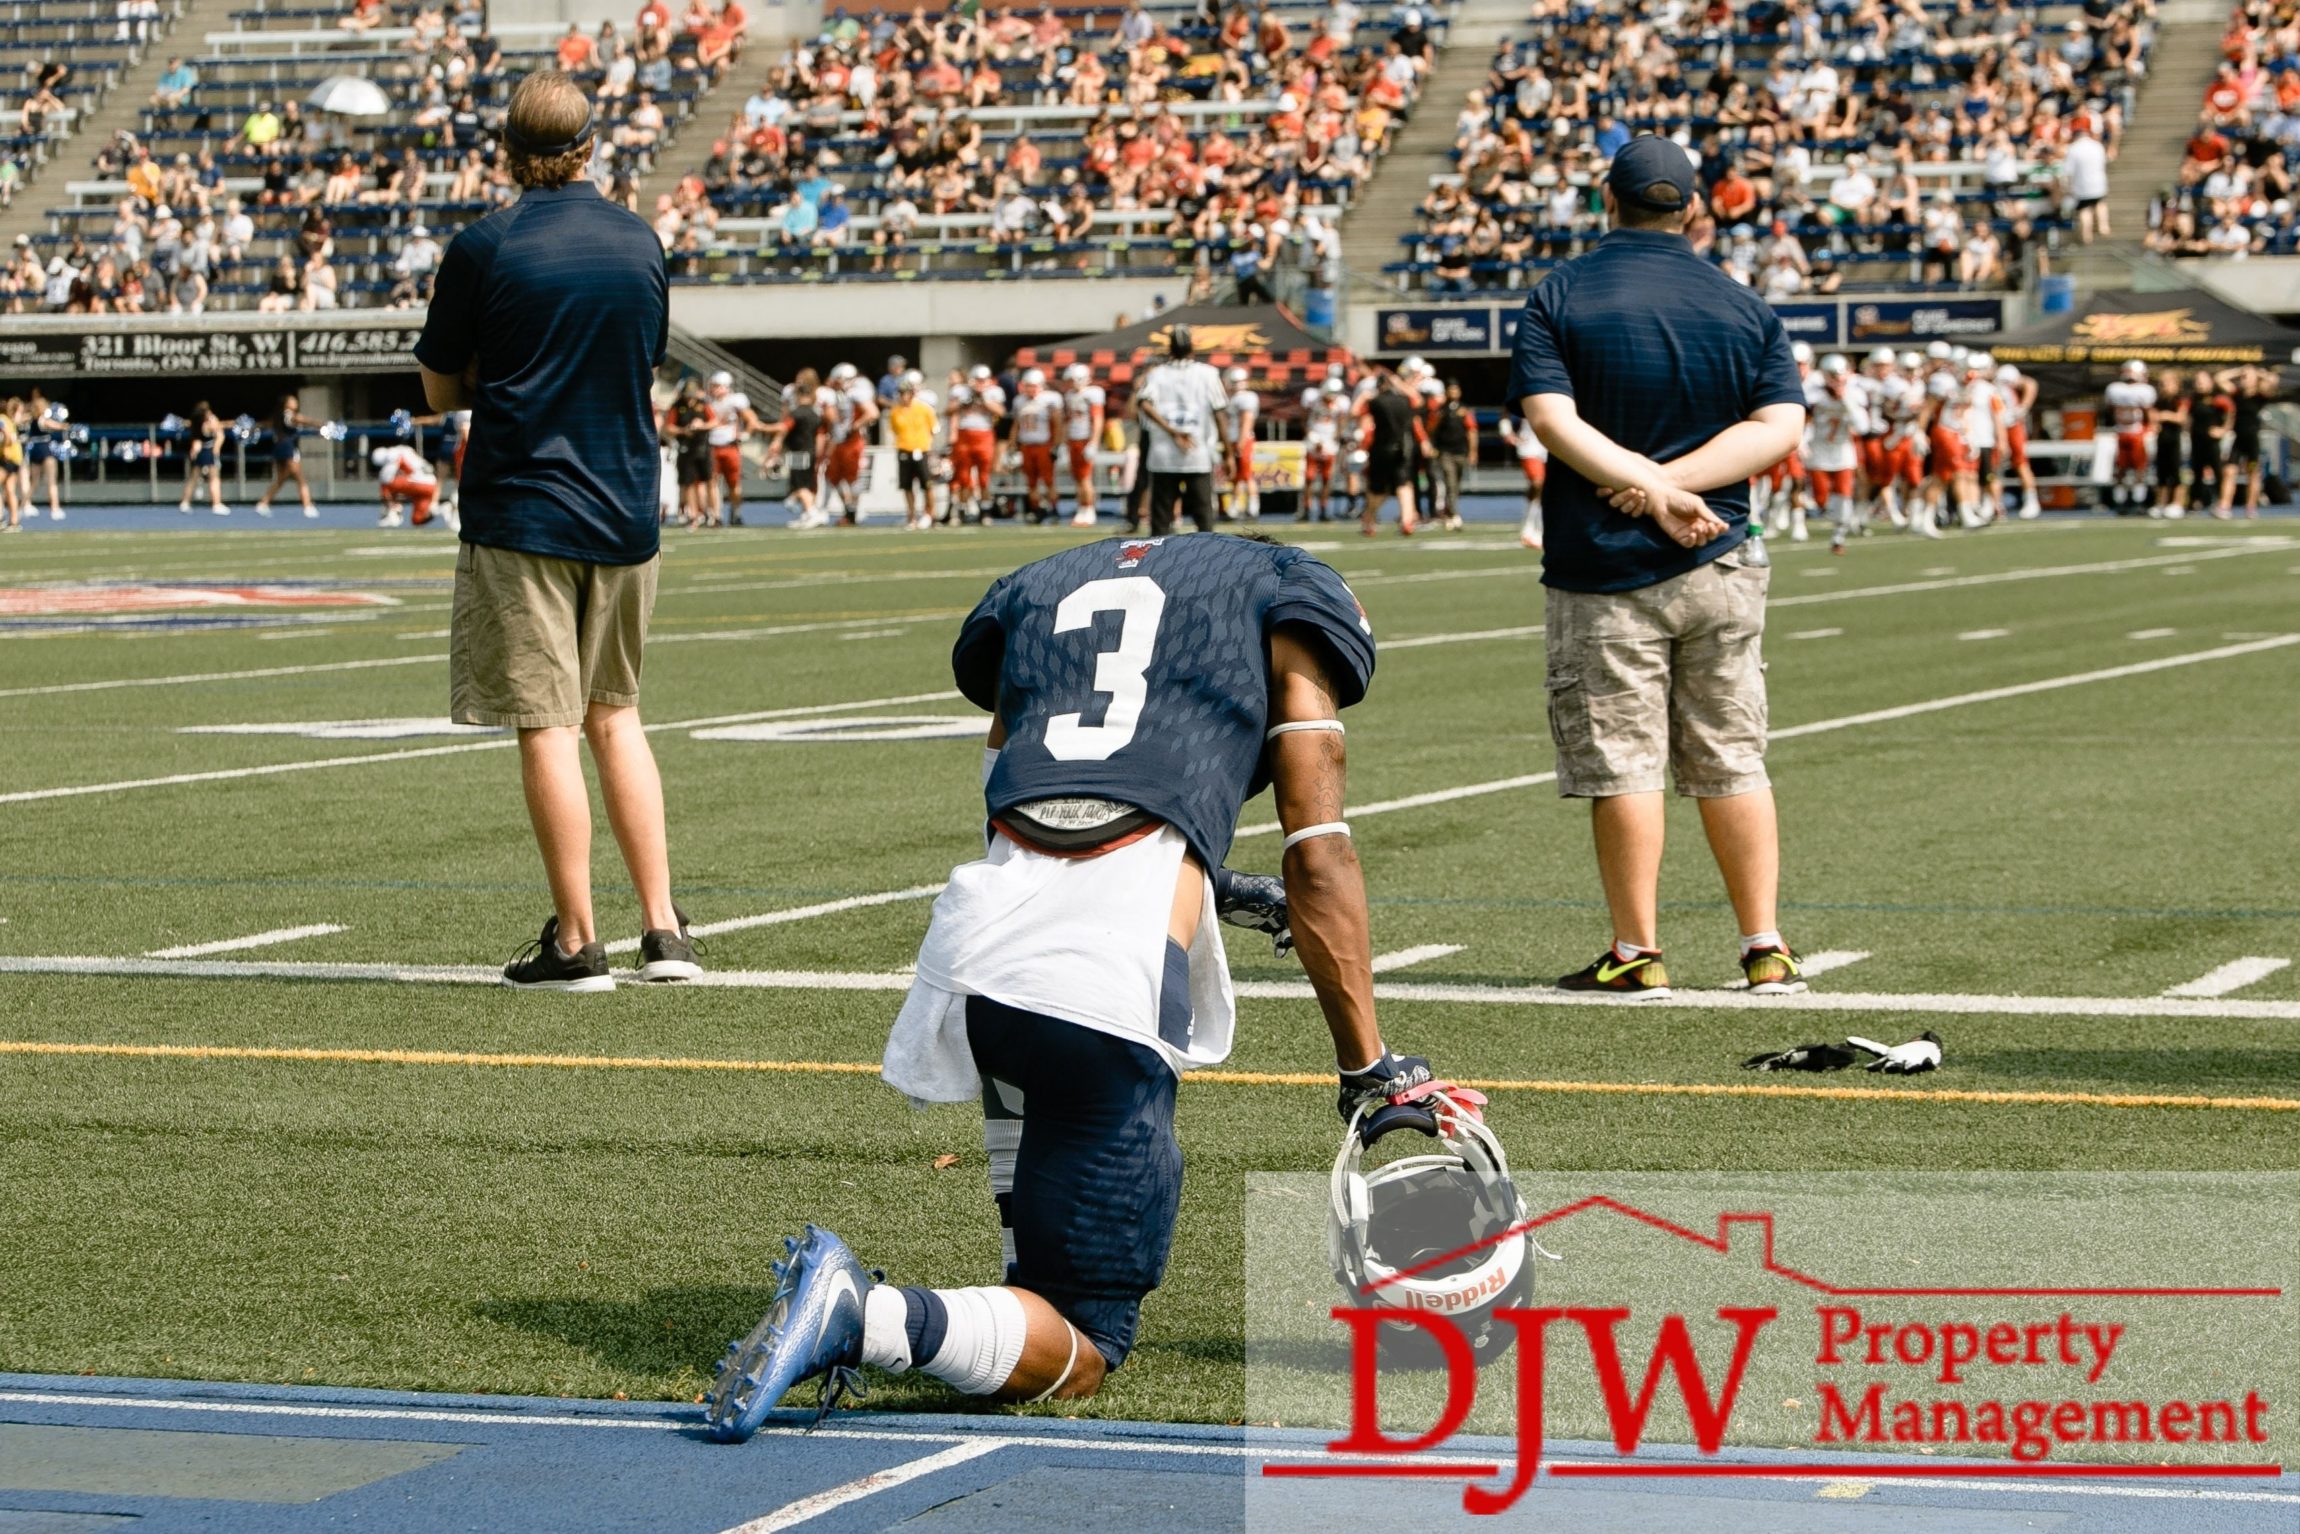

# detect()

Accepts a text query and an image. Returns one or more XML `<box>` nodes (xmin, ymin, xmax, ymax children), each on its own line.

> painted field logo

<box><xmin>0</xmin><ymin>583</ymin><xmax>397</xmax><ymax>617</ymax></box>
<box><xmin>1253</xmin><ymin>1184</ymin><xmax>2288</xmax><ymax>1518</ymax></box>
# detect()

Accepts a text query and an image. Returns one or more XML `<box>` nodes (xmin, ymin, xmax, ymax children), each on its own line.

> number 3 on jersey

<box><xmin>1043</xmin><ymin>576</ymin><xmax>1167</xmax><ymax>761</ymax></box>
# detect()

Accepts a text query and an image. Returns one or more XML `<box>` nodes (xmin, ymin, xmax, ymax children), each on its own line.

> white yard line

<box><xmin>1385</xmin><ymin>625</ymin><xmax>1540</xmax><ymax>651</ymax></box>
<box><xmin>717</xmin><ymin>1440</ymin><xmax>1008</xmax><ymax>1534</ymax></box>
<box><xmin>650</xmin><ymin>614</ymin><xmax>962</xmax><ymax>646</ymax></box>
<box><xmin>597</xmin><ymin>885</ymin><xmax>947</xmax><ymax>957</ymax></box>
<box><xmin>0</xmin><ymin>689</ymin><xmax>966</xmax><ymax>806</ymax></box>
<box><xmin>1957</xmin><ymin>629</ymin><xmax>2010</xmax><ymax>641</ymax></box>
<box><xmin>1767</xmin><ymin>545</ymin><xmax>2279</xmax><ymax>609</ymax></box>
<box><xmin>1233</xmin><ymin>635</ymin><xmax>2300</xmax><ymax>838</ymax></box>
<box><xmin>8</xmin><ymin>955</ymin><xmax>2299</xmax><ymax>1021</ymax></box>
<box><xmin>1788</xmin><ymin>628</ymin><xmax>1844</xmax><ymax>640</ymax></box>
<box><xmin>1369</xmin><ymin>943</ymin><xmax>1464</xmax><ymax>973</ymax></box>
<box><xmin>2127</xmin><ymin>627</ymin><xmax>2177</xmax><ymax>640</ymax></box>
<box><xmin>2164</xmin><ymin>957</ymin><xmax>2292</xmax><ymax>999</ymax></box>
<box><xmin>0</xmin><ymin>653</ymin><xmax>442</xmax><ymax>700</ymax></box>
<box><xmin>143</xmin><ymin>924</ymin><xmax>347</xmax><ymax>959</ymax></box>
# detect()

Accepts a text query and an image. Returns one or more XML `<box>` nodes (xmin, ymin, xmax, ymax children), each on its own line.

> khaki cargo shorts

<box><xmin>1544</xmin><ymin>549</ymin><xmax>1770</xmax><ymax>799</ymax></box>
<box><xmin>450</xmin><ymin>542</ymin><xmax>660</xmax><ymax>730</ymax></box>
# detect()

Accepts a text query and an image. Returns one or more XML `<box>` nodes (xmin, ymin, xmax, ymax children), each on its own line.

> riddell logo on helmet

<box><xmin>1392</xmin><ymin>1264</ymin><xmax>1509</xmax><ymax>1314</ymax></box>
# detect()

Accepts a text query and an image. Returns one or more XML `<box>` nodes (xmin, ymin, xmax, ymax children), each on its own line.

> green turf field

<box><xmin>2</xmin><ymin>518</ymin><xmax>2295</xmax><ymax>1424</ymax></box>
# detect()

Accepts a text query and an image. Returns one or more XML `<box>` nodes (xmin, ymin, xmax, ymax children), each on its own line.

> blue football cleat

<box><xmin>703</xmin><ymin>1224</ymin><xmax>873</xmax><ymax>1444</ymax></box>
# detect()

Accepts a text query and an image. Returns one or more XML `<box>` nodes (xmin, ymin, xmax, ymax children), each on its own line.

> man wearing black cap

<box><xmin>416</xmin><ymin>69</ymin><xmax>699</xmax><ymax>991</ymax></box>
<box><xmin>1508</xmin><ymin>133</ymin><xmax>1810</xmax><ymax>1002</ymax></box>
<box><xmin>1132</xmin><ymin>323</ymin><xmax>1233</xmax><ymax>535</ymax></box>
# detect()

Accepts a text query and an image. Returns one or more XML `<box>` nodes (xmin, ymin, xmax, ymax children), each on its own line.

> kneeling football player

<box><xmin>706</xmin><ymin>533</ymin><xmax>1450</xmax><ymax>1436</ymax></box>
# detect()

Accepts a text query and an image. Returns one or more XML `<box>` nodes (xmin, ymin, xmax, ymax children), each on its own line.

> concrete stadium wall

<box><xmin>2180</xmin><ymin>260</ymin><xmax>2300</xmax><ymax>326</ymax></box>
<box><xmin>667</xmin><ymin>275</ymin><xmax>1191</xmax><ymax>345</ymax></box>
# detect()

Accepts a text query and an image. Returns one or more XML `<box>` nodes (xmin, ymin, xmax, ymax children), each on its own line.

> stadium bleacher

<box><xmin>1392</xmin><ymin>0</ymin><xmax>2157</xmax><ymax>295</ymax></box>
<box><xmin>2153</xmin><ymin>0</ymin><xmax>2300</xmax><ymax>258</ymax></box>
<box><xmin>10</xmin><ymin>0</ymin><xmax>1444</xmax><ymax>311</ymax></box>
<box><xmin>660</xmin><ymin>0</ymin><xmax>1445</xmax><ymax>287</ymax></box>
<box><xmin>10</xmin><ymin>0</ymin><xmax>732</xmax><ymax>312</ymax></box>
<box><xmin>3</xmin><ymin>0</ymin><xmax>184</xmax><ymax>208</ymax></box>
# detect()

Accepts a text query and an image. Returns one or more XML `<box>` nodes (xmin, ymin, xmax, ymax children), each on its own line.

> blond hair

<box><xmin>506</xmin><ymin>70</ymin><xmax>595</xmax><ymax>191</ymax></box>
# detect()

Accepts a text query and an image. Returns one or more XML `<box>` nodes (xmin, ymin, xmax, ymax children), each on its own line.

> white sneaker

<box><xmin>380</xmin><ymin>509</ymin><xmax>403</xmax><ymax>528</ymax></box>
<box><xmin>212</xmin><ymin>505</ymin><xmax>232</xmax><ymax>517</ymax></box>
<box><xmin>302</xmin><ymin>504</ymin><xmax>319</xmax><ymax>519</ymax></box>
<box><xmin>441</xmin><ymin>504</ymin><xmax>461</xmax><ymax>533</ymax></box>
<box><xmin>179</xmin><ymin>503</ymin><xmax>193</xmax><ymax>515</ymax></box>
<box><xmin>254</xmin><ymin>502</ymin><xmax>273</xmax><ymax>518</ymax></box>
<box><xmin>2165</xmin><ymin>505</ymin><xmax>2186</xmax><ymax>520</ymax></box>
<box><xmin>49</xmin><ymin>508</ymin><xmax>63</xmax><ymax>521</ymax></box>
<box><xmin>1070</xmin><ymin>507</ymin><xmax>1097</xmax><ymax>527</ymax></box>
<box><xmin>2019</xmin><ymin>499</ymin><xmax>2040</xmax><ymax>520</ymax></box>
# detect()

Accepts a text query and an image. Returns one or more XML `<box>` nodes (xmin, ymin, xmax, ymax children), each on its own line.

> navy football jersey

<box><xmin>953</xmin><ymin>534</ymin><xmax>1376</xmax><ymax>869</ymax></box>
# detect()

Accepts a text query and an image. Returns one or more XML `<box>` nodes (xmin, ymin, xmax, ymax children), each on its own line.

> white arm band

<box><xmin>980</xmin><ymin>746</ymin><xmax>1000</xmax><ymax>787</ymax></box>
<box><xmin>1266</xmin><ymin>719</ymin><xmax>1345</xmax><ymax>741</ymax></box>
<box><xmin>1282</xmin><ymin>821</ymin><xmax>1351</xmax><ymax>851</ymax></box>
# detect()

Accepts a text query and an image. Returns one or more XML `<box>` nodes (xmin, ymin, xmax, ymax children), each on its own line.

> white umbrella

<box><xmin>307</xmin><ymin>75</ymin><xmax>392</xmax><ymax>117</ymax></box>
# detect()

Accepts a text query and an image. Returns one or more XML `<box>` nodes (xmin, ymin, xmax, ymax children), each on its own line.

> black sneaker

<box><xmin>637</xmin><ymin>904</ymin><xmax>704</xmax><ymax>983</ymax></box>
<box><xmin>1556</xmin><ymin>947</ymin><xmax>1672</xmax><ymax>1001</ymax></box>
<box><xmin>502</xmin><ymin>917</ymin><xmax>615</xmax><ymax>992</ymax></box>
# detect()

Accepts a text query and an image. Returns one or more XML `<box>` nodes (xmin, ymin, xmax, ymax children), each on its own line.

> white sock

<box><xmin>925</xmin><ymin>1286</ymin><xmax>1027</xmax><ymax>1394</ymax></box>
<box><xmin>1740</xmin><ymin>930</ymin><xmax>1784</xmax><ymax>958</ymax></box>
<box><xmin>1613</xmin><ymin>938</ymin><xmax>1657</xmax><ymax>962</ymax></box>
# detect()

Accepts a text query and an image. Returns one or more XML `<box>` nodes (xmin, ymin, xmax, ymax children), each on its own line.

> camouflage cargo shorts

<box><xmin>1544</xmin><ymin>548</ymin><xmax>1771</xmax><ymax>799</ymax></box>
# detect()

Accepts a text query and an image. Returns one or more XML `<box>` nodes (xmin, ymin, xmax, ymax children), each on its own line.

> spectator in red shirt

<box><xmin>1710</xmin><ymin>161</ymin><xmax>1759</xmax><ymax>224</ymax></box>
<box><xmin>556</xmin><ymin>23</ymin><xmax>596</xmax><ymax>71</ymax></box>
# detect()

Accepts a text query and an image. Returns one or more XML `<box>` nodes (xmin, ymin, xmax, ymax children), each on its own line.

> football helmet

<box><xmin>1790</xmin><ymin>341</ymin><xmax>1815</xmax><ymax>366</ymax></box>
<box><xmin>1064</xmin><ymin>363</ymin><xmax>1091</xmax><ymax>385</ymax></box>
<box><xmin>1820</xmin><ymin>353</ymin><xmax>1850</xmax><ymax>377</ymax></box>
<box><xmin>1329</xmin><ymin>1087</ymin><xmax>1532</xmax><ymax>1369</ymax></box>
<box><xmin>2120</xmin><ymin>359</ymin><xmax>2148</xmax><ymax>381</ymax></box>
<box><xmin>1022</xmin><ymin>367</ymin><xmax>1046</xmax><ymax>387</ymax></box>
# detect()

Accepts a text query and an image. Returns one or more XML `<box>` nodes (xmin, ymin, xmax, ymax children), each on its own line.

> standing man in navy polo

<box><xmin>416</xmin><ymin>69</ymin><xmax>700</xmax><ymax>992</ymax></box>
<box><xmin>1509</xmin><ymin>135</ymin><xmax>1810</xmax><ymax>1002</ymax></box>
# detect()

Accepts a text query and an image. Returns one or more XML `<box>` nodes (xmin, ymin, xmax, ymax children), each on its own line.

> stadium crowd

<box><xmin>1402</xmin><ymin>0</ymin><xmax>2156</xmax><ymax>293</ymax></box>
<box><xmin>2148</xmin><ymin>0</ymin><xmax>2300</xmax><ymax>255</ymax></box>
<box><xmin>3</xmin><ymin>0</ymin><xmax>739</xmax><ymax>314</ymax></box>
<box><xmin>650</xmin><ymin>0</ymin><xmax>1437</xmax><ymax>283</ymax></box>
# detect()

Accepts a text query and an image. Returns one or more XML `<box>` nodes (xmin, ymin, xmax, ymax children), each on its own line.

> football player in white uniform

<box><xmin>1011</xmin><ymin>369</ymin><xmax>1061</xmax><ymax>524</ymax></box>
<box><xmin>1299</xmin><ymin>379</ymin><xmax>1346</xmax><ymax>522</ymax></box>
<box><xmin>1060</xmin><ymin>363</ymin><xmax>1105</xmax><ymax>526</ymax></box>
<box><xmin>1220</xmin><ymin>367</ymin><xmax>1260</xmax><ymax>522</ymax></box>
<box><xmin>820</xmin><ymin>363</ymin><xmax>882</xmax><ymax>525</ymax></box>
<box><xmin>2103</xmin><ymin>359</ymin><xmax>2157</xmax><ymax>513</ymax></box>
<box><xmin>1805</xmin><ymin>354</ymin><xmax>1872</xmax><ymax>553</ymax></box>
<box><xmin>1500</xmin><ymin>411</ymin><xmax>1547</xmax><ymax>549</ymax></box>
<box><xmin>1853</xmin><ymin>349</ymin><xmax>1903</xmax><ymax>529</ymax></box>
<box><xmin>1992</xmin><ymin>362</ymin><xmax>2040</xmax><ymax>520</ymax></box>
<box><xmin>1755</xmin><ymin>341</ymin><xmax>1815</xmax><ymax>541</ymax></box>
<box><xmin>707</xmin><ymin>370</ymin><xmax>769</xmax><ymax>528</ymax></box>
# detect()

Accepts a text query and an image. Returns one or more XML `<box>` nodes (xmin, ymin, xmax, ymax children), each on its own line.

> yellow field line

<box><xmin>2</xmin><ymin>1040</ymin><xmax>2291</xmax><ymax>1112</ymax></box>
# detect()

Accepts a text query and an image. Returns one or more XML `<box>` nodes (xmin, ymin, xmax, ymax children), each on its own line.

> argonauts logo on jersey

<box><xmin>1116</xmin><ymin>538</ymin><xmax>1165</xmax><ymax>569</ymax></box>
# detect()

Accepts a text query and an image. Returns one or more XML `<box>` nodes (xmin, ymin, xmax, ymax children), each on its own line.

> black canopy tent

<box><xmin>1988</xmin><ymin>286</ymin><xmax>2300</xmax><ymax>388</ymax></box>
<box><xmin>1012</xmin><ymin>304</ymin><xmax>1351</xmax><ymax>416</ymax></box>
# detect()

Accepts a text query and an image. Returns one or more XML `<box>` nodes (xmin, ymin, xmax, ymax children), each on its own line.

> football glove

<box><xmin>1338</xmin><ymin>1052</ymin><xmax>1458</xmax><ymax>1144</ymax></box>
<box><xmin>1846</xmin><ymin>1032</ymin><xmax>1943</xmax><ymax>1075</ymax></box>
<box><xmin>1211</xmin><ymin>865</ymin><xmax>1292</xmax><ymax>957</ymax></box>
<box><xmin>1741</xmin><ymin>1042</ymin><xmax>1860</xmax><ymax>1072</ymax></box>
